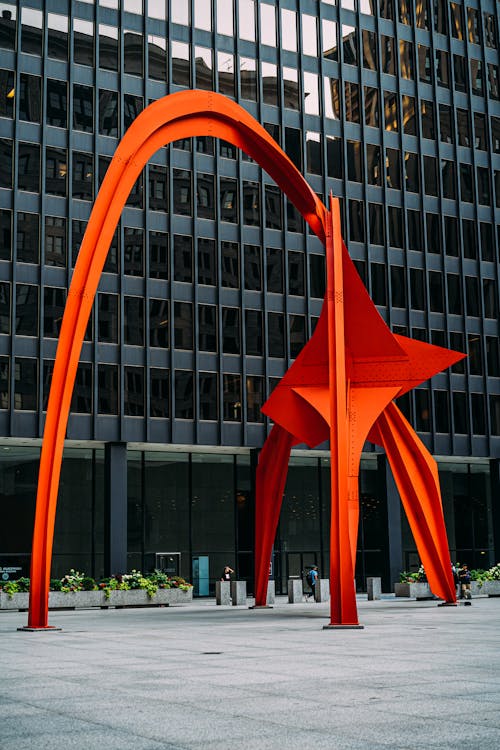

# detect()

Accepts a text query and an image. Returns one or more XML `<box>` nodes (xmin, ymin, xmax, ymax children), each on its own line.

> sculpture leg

<box><xmin>374</xmin><ymin>402</ymin><xmax>456</xmax><ymax>603</ymax></box>
<box><xmin>254</xmin><ymin>425</ymin><xmax>294</xmax><ymax>605</ymax></box>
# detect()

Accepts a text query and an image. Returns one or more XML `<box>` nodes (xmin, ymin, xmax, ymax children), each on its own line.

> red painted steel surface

<box><xmin>28</xmin><ymin>91</ymin><xmax>463</xmax><ymax>628</ymax></box>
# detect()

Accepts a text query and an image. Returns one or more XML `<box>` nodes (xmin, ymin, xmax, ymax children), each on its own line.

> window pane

<box><xmin>174</xmin><ymin>302</ymin><xmax>193</xmax><ymax>350</ymax></box>
<box><xmin>198</xmin><ymin>238</ymin><xmax>217</xmax><ymax>286</ymax></box>
<box><xmin>245</xmin><ymin>310</ymin><xmax>262</xmax><ymax>356</ymax></box>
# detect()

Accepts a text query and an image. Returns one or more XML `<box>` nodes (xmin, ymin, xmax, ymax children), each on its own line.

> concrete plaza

<box><xmin>1</xmin><ymin>595</ymin><xmax>499</xmax><ymax>750</ymax></box>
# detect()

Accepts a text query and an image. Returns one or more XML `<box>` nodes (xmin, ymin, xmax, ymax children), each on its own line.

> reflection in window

<box><xmin>222</xmin><ymin>308</ymin><xmax>240</xmax><ymax>354</ymax></box>
<box><xmin>281</xmin><ymin>9</ymin><xmax>297</xmax><ymax>52</ymax></box>
<box><xmin>197</xmin><ymin>173</ymin><xmax>215</xmax><ymax>220</ymax></box>
<box><xmin>369</xmin><ymin>203</ymin><xmax>384</xmax><ymax>245</ymax></box>
<box><xmin>424</xmin><ymin>156</ymin><xmax>438</xmax><ymax>197</ymax></box>
<box><xmin>0</xmin><ymin>3</ymin><xmax>16</xmax><ymax>51</ymax></box>
<box><xmin>124</xmin><ymin>297</ymin><xmax>144</xmax><ymax>346</ymax></box>
<box><xmin>408</xmin><ymin>210</ymin><xmax>423</xmax><ymax>251</ymax></box>
<box><xmin>199</xmin><ymin>305</ymin><xmax>217</xmax><ymax>353</ymax></box>
<box><xmin>124</xmin><ymin>94</ymin><xmax>143</xmax><ymax>130</ymax></box>
<box><xmin>45</xmin><ymin>148</ymin><xmax>67</xmax><ymax>197</ymax></box>
<box><xmin>71</xmin><ymin>363</ymin><xmax>92</xmax><ymax>414</ymax></box>
<box><xmin>289</xmin><ymin>315</ymin><xmax>306</xmax><ymax>359</ymax></box>
<box><xmin>124</xmin><ymin>227</ymin><xmax>144</xmax><ymax>276</ymax></box>
<box><xmin>268</xmin><ymin>312</ymin><xmax>284</xmax><ymax>358</ymax></box>
<box><xmin>0</xmin><ymin>209</ymin><xmax>10</xmax><ymax>261</ymax></box>
<box><xmin>454</xmin><ymin>55</ymin><xmax>467</xmax><ymax>93</ymax></box>
<box><xmin>16</xmin><ymin>284</ymin><xmax>38</xmax><ymax>336</ymax></box>
<box><xmin>194</xmin><ymin>0</ymin><xmax>211</xmax><ymax>30</ymax></box>
<box><xmin>381</xmin><ymin>36</ymin><xmax>395</xmax><ymax>74</ymax></box>
<box><xmin>322</xmin><ymin>19</ymin><xmax>338</xmax><ymax>61</ymax></box>
<box><xmin>367</xmin><ymin>145</ymin><xmax>381</xmax><ymax>186</ymax></box>
<box><xmin>74</xmin><ymin>18</ymin><xmax>94</xmax><ymax>66</ymax></box>
<box><xmin>349</xmin><ymin>200</ymin><xmax>365</xmax><ymax>243</ymax></box>
<box><xmin>98</xmin><ymin>293</ymin><xmax>118</xmax><ymax>344</ymax></box>
<box><xmin>450</xmin><ymin>2</ymin><xmax>464</xmax><ymax>39</ymax></box>
<box><xmin>195</xmin><ymin>47</ymin><xmax>213</xmax><ymax>91</ymax></box>
<box><xmin>306</xmin><ymin>132</ymin><xmax>322</xmax><ymax>175</ymax></box>
<box><xmin>486</xmin><ymin>337</ymin><xmax>500</xmax><ymax>376</ymax></box>
<box><xmin>436</xmin><ymin>49</ymin><xmax>450</xmax><ymax>87</ymax></box>
<box><xmin>247</xmin><ymin>377</ymin><xmax>264</xmax><ymax>423</ymax></box>
<box><xmin>384</xmin><ymin>91</ymin><xmax>398</xmax><ymax>132</ymax></box>
<box><xmin>327</xmin><ymin>136</ymin><xmax>342</xmax><ymax>179</ymax></box>
<box><xmin>421</xmin><ymin>100</ymin><xmax>435</xmax><ymax>139</ymax></box>
<box><xmin>418</xmin><ymin>44</ymin><xmax>432</xmax><ymax>83</ymax></box>
<box><xmin>310</xmin><ymin>255</ymin><xmax>325</xmax><ymax>299</ymax></box>
<box><xmin>99</xmin><ymin>24</ymin><xmax>118</xmax><ymax>70</ymax></box>
<box><xmin>239</xmin><ymin>0</ymin><xmax>256</xmax><ymax>42</ymax></box>
<box><xmin>371</xmin><ymin>263</ymin><xmax>387</xmax><ymax>306</ymax></box>
<box><xmin>0</xmin><ymin>281</ymin><xmax>10</xmax><ymax>333</ymax></box>
<box><xmin>262</xmin><ymin>62</ymin><xmax>278</xmax><ymax>106</ymax></box>
<box><xmin>223</xmin><ymin>375</ymin><xmax>241</xmax><ymax>422</ymax></box>
<box><xmin>99</xmin><ymin>90</ymin><xmax>118</xmax><ymax>136</ymax></box>
<box><xmin>324</xmin><ymin>77</ymin><xmax>340</xmax><ymax>120</ymax></box>
<box><xmin>171</xmin><ymin>0</ymin><xmax>189</xmax><ymax>25</ymax></box>
<box><xmin>173</xmin><ymin>234</ymin><xmax>193</xmax><ymax>283</ymax></box>
<box><xmin>400</xmin><ymin>40</ymin><xmax>414</xmax><ymax>80</ymax></box>
<box><xmin>302</xmin><ymin>14</ymin><xmax>317</xmax><ymax>57</ymax></box>
<box><xmin>388</xmin><ymin>206</ymin><xmax>404</xmax><ymax>248</ymax></box>
<box><xmin>173</xmin><ymin>169</ymin><xmax>192</xmax><ymax>216</ymax></box>
<box><xmin>14</xmin><ymin>358</ymin><xmax>37</xmax><ymax>411</ymax></box>
<box><xmin>403</xmin><ymin>95</ymin><xmax>416</xmax><ymax>135</ymax></box>
<box><xmin>342</xmin><ymin>25</ymin><xmax>358</xmax><ymax>65</ymax></box>
<box><xmin>149</xmin><ymin>231</ymin><xmax>168</xmax><ymax>280</ymax></box>
<box><xmin>345</xmin><ymin>82</ymin><xmax>360</xmax><ymax>123</ymax></box>
<box><xmin>198</xmin><ymin>238</ymin><xmax>216</xmax><ymax>286</ymax></box>
<box><xmin>18</xmin><ymin>142</ymin><xmax>39</xmax><ymax>192</ymax></box>
<box><xmin>244</xmin><ymin>245</ymin><xmax>261</xmax><ymax>291</ymax></box>
<box><xmin>174</xmin><ymin>302</ymin><xmax>193</xmax><ymax>350</ymax></box>
<box><xmin>98</xmin><ymin>364</ymin><xmax>118</xmax><ymax>414</ymax></box>
<box><xmin>150</xmin><ymin>299</ymin><xmax>169</xmax><ymax>348</ymax></box>
<box><xmin>45</xmin><ymin>216</ymin><xmax>66</xmax><ymax>267</ymax></box>
<box><xmin>390</xmin><ymin>266</ymin><xmax>406</xmax><ymax>309</ymax></box>
<box><xmin>362</xmin><ymin>30</ymin><xmax>377</xmax><ymax>70</ymax></box>
<box><xmin>218</xmin><ymin>52</ymin><xmax>235</xmax><ymax>98</ymax></box>
<box><xmin>0</xmin><ymin>355</ymin><xmax>8</xmax><ymax>408</ymax></box>
<box><xmin>347</xmin><ymin>141</ymin><xmax>363</xmax><ymax>183</ymax></box>
<box><xmin>220</xmin><ymin>178</ymin><xmax>238</xmax><ymax>223</ymax></box>
<box><xmin>21</xmin><ymin>6</ymin><xmax>42</xmax><ymax>55</ymax></box>
<box><xmin>442</xmin><ymin>160</ymin><xmax>456</xmax><ymax>200</ymax></box>
<box><xmin>288</xmin><ymin>251</ymin><xmax>304</xmax><ymax>296</ymax></box>
<box><xmin>240</xmin><ymin>57</ymin><xmax>257</xmax><ymax>101</ymax></box>
<box><xmin>17</xmin><ymin>212</ymin><xmax>39</xmax><ymax>263</ymax></box>
<box><xmin>364</xmin><ymin>87</ymin><xmax>379</xmax><ymax>128</ymax></box>
<box><xmin>44</xmin><ymin>287</ymin><xmax>65</xmax><ymax>338</ymax></box>
<box><xmin>124</xmin><ymin>366</ymin><xmax>144</xmax><ymax>416</ymax></box>
<box><xmin>445</xmin><ymin>216</ymin><xmax>459</xmax><ymax>257</ymax></box>
<box><xmin>460</xmin><ymin>163</ymin><xmax>474</xmax><ymax>203</ymax></box>
<box><xmin>199</xmin><ymin>373</ymin><xmax>217</xmax><ymax>421</ymax></box>
<box><xmin>283</xmin><ymin>67</ymin><xmax>299</xmax><ymax>110</ymax></box>
<box><xmin>72</xmin><ymin>152</ymin><xmax>93</xmax><ymax>201</ymax></box>
<box><xmin>260</xmin><ymin>3</ymin><xmax>276</xmax><ymax>46</ymax></box>
<box><xmin>452</xmin><ymin>392</ymin><xmax>468</xmax><ymax>435</ymax></box>
<box><xmin>19</xmin><ymin>74</ymin><xmax>41</xmax><ymax>123</ymax></box>
<box><xmin>47</xmin><ymin>12</ymin><xmax>68</xmax><ymax>61</ymax></box>
<box><xmin>404</xmin><ymin>152</ymin><xmax>419</xmax><ymax>193</ymax></box>
<box><xmin>73</xmin><ymin>84</ymin><xmax>93</xmax><ymax>133</ymax></box>
<box><xmin>267</xmin><ymin>248</ymin><xmax>283</xmax><ymax>294</ymax></box>
<box><xmin>148</xmin><ymin>34</ymin><xmax>166</xmax><ymax>81</ymax></box>
<box><xmin>415</xmin><ymin>389</ymin><xmax>431</xmax><ymax>432</ymax></box>
<box><xmin>245</xmin><ymin>310</ymin><xmax>262</xmax><ymax>356</ymax></box>
<box><xmin>172</xmin><ymin>41</ymin><xmax>191</xmax><ymax>87</ymax></box>
<box><xmin>150</xmin><ymin>369</ymin><xmax>169</xmax><ymax>418</ymax></box>
<box><xmin>221</xmin><ymin>242</ymin><xmax>239</xmax><ymax>288</ymax></box>
<box><xmin>148</xmin><ymin>164</ymin><xmax>168</xmax><ymax>212</ymax></box>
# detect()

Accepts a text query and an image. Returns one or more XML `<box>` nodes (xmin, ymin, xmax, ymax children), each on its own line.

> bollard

<box><xmin>367</xmin><ymin>577</ymin><xmax>382</xmax><ymax>600</ymax></box>
<box><xmin>314</xmin><ymin>578</ymin><xmax>330</xmax><ymax>602</ymax></box>
<box><xmin>288</xmin><ymin>578</ymin><xmax>303</xmax><ymax>603</ymax></box>
<box><xmin>231</xmin><ymin>580</ymin><xmax>247</xmax><ymax>606</ymax></box>
<box><xmin>266</xmin><ymin>580</ymin><xmax>275</xmax><ymax>605</ymax></box>
<box><xmin>216</xmin><ymin>580</ymin><xmax>231</xmax><ymax>605</ymax></box>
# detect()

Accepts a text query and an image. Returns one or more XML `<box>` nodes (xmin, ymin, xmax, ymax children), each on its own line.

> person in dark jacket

<box><xmin>458</xmin><ymin>564</ymin><xmax>471</xmax><ymax>599</ymax></box>
<box><xmin>220</xmin><ymin>565</ymin><xmax>234</xmax><ymax>582</ymax></box>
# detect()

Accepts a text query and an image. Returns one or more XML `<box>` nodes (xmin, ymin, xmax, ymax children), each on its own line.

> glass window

<box><xmin>310</xmin><ymin>255</ymin><xmax>325</xmax><ymax>299</ymax></box>
<box><xmin>149</xmin><ymin>231</ymin><xmax>168</xmax><ymax>280</ymax></box>
<box><xmin>289</xmin><ymin>315</ymin><xmax>306</xmax><ymax>359</ymax></box>
<box><xmin>220</xmin><ymin>178</ymin><xmax>238</xmax><ymax>223</ymax></box>
<box><xmin>0</xmin><ymin>3</ymin><xmax>16</xmax><ymax>51</ymax></box>
<box><xmin>197</xmin><ymin>172</ymin><xmax>215</xmax><ymax>220</ymax></box>
<box><xmin>99</xmin><ymin>24</ymin><xmax>118</xmax><ymax>71</ymax></box>
<box><xmin>15</xmin><ymin>211</ymin><xmax>40</xmax><ymax>263</ymax></box>
<box><xmin>98</xmin><ymin>293</ymin><xmax>118</xmax><ymax>344</ymax></box>
<box><xmin>194</xmin><ymin>0</ymin><xmax>211</xmax><ymax>30</ymax></box>
<box><xmin>418</xmin><ymin>45</ymin><xmax>432</xmax><ymax>83</ymax></box>
<box><xmin>390</xmin><ymin>266</ymin><xmax>406</xmax><ymax>308</ymax></box>
<box><xmin>349</xmin><ymin>200</ymin><xmax>365</xmax><ymax>243</ymax></box>
<box><xmin>450</xmin><ymin>2</ymin><xmax>464</xmax><ymax>40</ymax></box>
<box><xmin>371</xmin><ymin>264</ymin><xmax>387</xmax><ymax>306</ymax></box>
<box><xmin>74</xmin><ymin>18</ymin><xmax>94</xmax><ymax>66</ymax></box>
<box><xmin>456</xmin><ymin>109</ymin><xmax>470</xmax><ymax>147</ymax></box>
<box><xmin>442</xmin><ymin>160</ymin><xmax>456</xmax><ymax>200</ymax></box>
<box><xmin>15</xmin><ymin>283</ymin><xmax>38</xmax><ymax>336</ymax></box>
<box><xmin>218</xmin><ymin>52</ymin><xmax>235</xmax><ymax>98</ymax></box>
<box><xmin>424</xmin><ymin>155</ymin><xmax>438</xmax><ymax>196</ymax></box>
<box><xmin>124</xmin><ymin>297</ymin><xmax>144</xmax><ymax>346</ymax></box>
<box><xmin>14</xmin><ymin>358</ymin><xmax>37</xmax><ymax>411</ymax></box>
<box><xmin>302</xmin><ymin>14</ymin><xmax>317</xmax><ymax>57</ymax></box>
<box><xmin>303</xmin><ymin>72</ymin><xmax>319</xmax><ymax>115</ymax></box>
<box><xmin>327</xmin><ymin>136</ymin><xmax>342</xmax><ymax>180</ymax></box>
<box><xmin>198</xmin><ymin>238</ymin><xmax>217</xmax><ymax>286</ymax></box>
<box><xmin>410</xmin><ymin>268</ymin><xmax>425</xmax><ymax>310</ymax></box>
<box><xmin>323</xmin><ymin>19</ymin><xmax>338</xmax><ymax>61</ymax></box>
<box><xmin>267</xmin><ymin>248</ymin><xmax>283</xmax><ymax>294</ymax></box>
<box><xmin>366</xmin><ymin>145</ymin><xmax>381</xmax><ymax>186</ymax></box>
<box><xmin>198</xmin><ymin>305</ymin><xmax>217</xmax><ymax>353</ymax></box>
<box><xmin>465</xmin><ymin>276</ymin><xmax>480</xmax><ymax>317</ymax></box>
<box><xmin>124</xmin><ymin>227</ymin><xmax>144</xmax><ymax>276</ymax></box>
<box><xmin>149</xmin><ymin>299</ymin><xmax>169</xmax><ymax>348</ymax></box>
<box><xmin>483</xmin><ymin>279</ymin><xmax>498</xmax><ymax>319</ymax></box>
<box><xmin>45</xmin><ymin>147</ymin><xmax>67</xmax><ymax>197</ymax></box>
<box><xmin>402</xmin><ymin>95</ymin><xmax>417</xmax><ymax>135</ymax></box>
<box><xmin>471</xmin><ymin>59</ymin><xmax>484</xmax><ymax>96</ymax></box>
<box><xmin>0</xmin><ymin>281</ymin><xmax>10</xmax><ymax>333</ymax></box>
<box><xmin>245</xmin><ymin>310</ymin><xmax>262</xmax><ymax>356</ymax></box>
<box><xmin>484</xmin><ymin>12</ymin><xmax>498</xmax><ymax>48</ymax></box>
<box><xmin>195</xmin><ymin>47</ymin><xmax>213</xmax><ymax>91</ymax></box>
<box><xmin>453</xmin><ymin>392</ymin><xmax>468</xmax><ymax>434</ymax></box>
<box><xmin>149</xmin><ymin>164</ymin><xmax>168</xmax><ymax>212</ymax></box>
<box><xmin>386</xmin><ymin>148</ymin><xmax>401</xmax><ymax>190</ymax></box>
<box><xmin>172</xmin><ymin>0</ymin><xmax>189</xmax><ymax>25</ymax></box>
<box><xmin>486</xmin><ymin>337</ymin><xmax>500</xmax><ymax>377</ymax></box>
<box><xmin>0</xmin><ymin>209</ymin><xmax>11</xmax><ymax>261</ymax></box>
<box><xmin>268</xmin><ymin>312</ymin><xmax>284</xmax><ymax>357</ymax></box>
<box><xmin>99</xmin><ymin>90</ymin><xmax>118</xmax><ymax>137</ymax></box>
<box><xmin>73</xmin><ymin>84</ymin><xmax>93</xmax><ymax>133</ymax></box>
<box><xmin>43</xmin><ymin>287</ymin><xmax>65</xmax><ymax>339</ymax></box>
<box><xmin>222</xmin><ymin>307</ymin><xmax>240</xmax><ymax>354</ymax></box>
<box><xmin>487</xmin><ymin>64</ymin><xmax>500</xmax><ymax>101</ymax></box>
<box><xmin>288</xmin><ymin>251</ymin><xmax>304</xmax><ymax>296</ymax></box>
<box><xmin>150</xmin><ymin>369</ymin><xmax>169</xmax><ymax>419</ymax></box>
<box><xmin>453</xmin><ymin>55</ymin><xmax>466</xmax><ymax>93</ymax></box>
<box><xmin>244</xmin><ymin>245</ymin><xmax>261</xmax><ymax>291</ymax></box>
<box><xmin>98</xmin><ymin>364</ymin><xmax>118</xmax><ymax>414</ymax></box>
<box><xmin>384</xmin><ymin>91</ymin><xmax>398</xmax><ymax>132</ymax></box>
<box><xmin>428</xmin><ymin>271</ymin><xmax>443</xmax><ymax>313</ymax></box>
<box><xmin>400</xmin><ymin>40</ymin><xmax>414</xmax><ymax>80</ymax></box>
<box><xmin>172</xmin><ymin>41</ymin><xmax>191</xmax><ymax>87</ymax></box>
<box><xmin>173</xmin><ymin>234</ymin><xmax>193</xmax><ymax>283</ymax></box>
<box><xmin>362</xmin><ymin>30</ymin><xmax>377</xmax><ymax>70</ymax></box>
<box><xmin>283</xmin><ymin>67</ymin><xmax>299</xmax><ymax>110</ymax></box>
<box><xmin>388</xmin><ymin>206</ymin><xmax>404</xmax><ymax>248</ymax></box>
<box><xmin>306</xmin><ymin>132</ymin><xmax>322</xmax><ymax>175</ymax></box>
<box><xmin>242</xmin><ymin>182</ymin><xmax>260</xmax><ymax>227</ymax></box>
<box><xmin>0</xmin><ymin>355</ymin><xmax>8</xmax><ymax>408</ymax></box>
<box><xmin>21</xmin><ymin>6</ymin><xmax>41</xmax><ymax>55</ymax></box>
<box><xmin>468</xmin><ymin>334</ymin><xmax>483</xmax><ymax>376</ymax></box>
<box><xmin>474</xmin><ymin>113</ymin><xmax>487</xmax><ymax>150</ymax></box>
<box><xmin>199</xmin><ymin>373</ymin><xmax>217</xmax><ymax>421</ymax></box>
<box><xmin>436</xmin><ymin>50</ymin><xmax>450</xmax><ymax>88</ymax></box>
<box><xmin>174</xmin><ymin>302</ymin><xmax>193</xmax><ymax>350</ymax></box>
<box><xmin>480</xmin><ymin>223</ymin><xmax>494</xmax><ymax>262</ymax></box>
<box><xmin>260</xmin><ymin>3</ymin><xmax>276</xmax><ymax>46</ymax></box>
<box><xmin>247</xmin><ymin>376</ymin><xmax>264</xmax><ymax>423</ymax></box>
<box><xmin>439</xmin><ymin>104</ymin><xmax>454</xmax><ymax>143</ymax></box>
<box><xmin>148</xmin><ymin>34</ymin><xmax>166</xmax><ymax>81</ymax></box>
<box><xmin>381</xmin><ymin>36</ymin><xmax>395</xmax><ymax>75</ymax></box>
<box><xmin>404</xmin><ymin>152</ymin><xmax>419</xmax><ymax>193</ymax></box>
<box><xmin>47</xmin><ymin>13</ymin><xmax>68</xmax><ymax>61</ymax></box>
<box><xmin>415</xmin><ymin>389</ymin><xmax>430</xmax><ymax>432</ymax></box>
<box><xmin>44</xmin><ymin>216</ymin><xmax>66</xmax><ymax>267</ymax></box>
<box><xmin>426</xmin><ymin>213</ymin><xmax>441</xmax><ymax>254</ymax></box>
<box><xmin>18</xmin><ymin>142</ymin><xmax>39</xmax><ymax>192</ymax></box>
<box><xmin>369</xmin><ymin>203</ymin><xmax>384</xmax><ymax>245</ymax></box>
<box><xmin>421</xmin><ymin>100</ymin><xmax>435</xmax><ymax>139</ymax></box>
<box><xmin>462</xmin><ymin>219</ymin><xmax>477</xmax><ymax>260</ymax></box>
<box><xmin>124</xmin><ymin>94</ymin><xmax>143</xmax><ymax>131</ymax></box>
<box><xmin>407</xmin><ymin>210</ymin><xmax>423</xmax><ymax>251</ymax></box>
<box><xmin>342</xmin><ymin>25</ymin><xmax>358</xmax><ymax>65</ymax></box>
<box><xmin>434</xmin><ymin>391</ymin><xmax>450</xmax><ymax>433</ymax></box>
<box><xmin>221</xmin><ymin>242</ymin><xmax>239</xmax><ymax>288</ymax></box>
<box><xmin>324</xmin><ymin>77</ymin><xmax>340</xmax><ymax>119</ymax></box>
<box><xmin>477</xmin><ymin>166</ymin><xmax>491</xmax><ymax>206</ymax></box>
<box><xmin>262</xmin><ymin>62</ymin><xmax>278</xmax><ymax>105</ymax></box>
<box><xmin>239</xmin><ymin>0</ymin><xmax>256</xmax><ymax>42</ymax></box>
<box><xmin>460</xmin><ymin>163</ymin><xmax>474</xmax><ymax>203</ymax></box>
<box><xmin>434</xmin><ymin>0</ymin><xmax>447</xmax><ymax>34</ymax></box>
<box><xmin>240</xmin><ymin>57</ymin><xmax>257</xmax><ymax>101</ymax></box>
<box><xmin>124</xmin><ymin>366</ymin><xmax>144</xmax><ymax>417</ymax></box>
<box><xmin>173</xmin><ymin>169</ymin><xmax>192</xmax><ymax>216</ymax></box>
<box><xmin>19</xmin><ymin>74</ymin><xmax>41</xmax><ymax>123</ymax></box>
<box><xmin>72</xmin><ymin>152</ymin><xmax>93</xmax><ymax>201</ymax></box>
<box><xmin>347</xmin><ymin>141</ymin><xmax>363</xmax><ymax>182</ymax></box>
<box><xmin>281</xmin><ymin>9</ymin><xmax>297</xmax><ymax>52</ymax></box>
<box><xmin>364</xmin><ymin>87</ymin><xmax>379</xmax><ymax>128</ymax></box>
<box><xmin>223</xmin><ymin>375</ymin><xmax>241</xmax><ymax>422</ymax></box>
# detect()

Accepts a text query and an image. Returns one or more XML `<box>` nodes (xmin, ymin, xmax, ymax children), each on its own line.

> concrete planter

<box><xmin>0</xmin><ymin>587</ymin><xmax>193</xmax><ymax>610</ymax></box>
<box><xmin>483</xmin><ymin>580</ymin><xmax>500</xmax><ymax>597</ymax></box>
<box><xmin>394</xmin><ymin>582</ymin><xmax>434</xmax><ymax>599</ymax></box>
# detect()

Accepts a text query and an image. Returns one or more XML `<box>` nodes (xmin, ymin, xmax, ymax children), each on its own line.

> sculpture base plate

<box><xmin>437</xmin><ymin>602</ymin><xmax>458</xmax><ymax>607</ymax></box>
<box><xmin>323</xmin><ymin>624</ymin><xmax>364</xmax><ymax>630</ymax></box>
<box><xmin>248</xmin><ymin>605</ymin><xmax>273</xmax><ymax>609</ymax></box>
<box><xmin>17</xmin><ymin>626</ymin><xmax>62</xmax><ymax>632</ymax></box>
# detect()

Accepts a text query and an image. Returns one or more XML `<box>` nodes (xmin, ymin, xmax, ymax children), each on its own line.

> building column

<box><xmin>378</xmin><ymin>454</ymin><xmax>403</xmax><ymax>591</ymax></box>
<box><xmin>490</xmin><ymin>459</ymin><xmax>500</xmax><ymax>564</ymax></box>
<box><xmin>104</xmin><ymin>442</ymin><xmax>127</xmax><ymax>576</ymax></box>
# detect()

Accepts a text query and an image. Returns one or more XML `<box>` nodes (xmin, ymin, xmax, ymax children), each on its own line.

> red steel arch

<box><xmin>27</xmin><ymin>91</ymin><xmax>328</xmax><ymax>628</ymax></box>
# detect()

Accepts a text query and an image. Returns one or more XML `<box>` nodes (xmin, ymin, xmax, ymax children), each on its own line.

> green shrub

<box><xmin>50</xmin><ymin>579</ymin><xmax>63</xmax><ymax>591</ymax></box>
<box><xmin>81</xmin><ymin>577</ymin><xmax>96</xmax><ymax>591</ymax></box>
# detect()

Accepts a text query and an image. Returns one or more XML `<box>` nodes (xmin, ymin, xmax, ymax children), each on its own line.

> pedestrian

<box><xmin>458</xmin><ymin>564</ymin><xmax>472</xmax><ymax>600</ymax></box>
<box><xmin>452</xmin><ymin>562</ymin><xmax>460</xmax><ymax>599</ymax></box>
<box><xmin>306</xmin><ymin>565</ymin><xmax>319</xmax><ymax>601</ymax></box>
<box><xmin>220</xmin><ymin>565</ymin><xmax>234</xmax><ymax>582</ymax></box>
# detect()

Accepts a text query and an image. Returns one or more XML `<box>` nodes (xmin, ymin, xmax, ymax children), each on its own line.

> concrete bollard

<box><xmin>266</xmin><ymin>580</ymin><xmax>275</xmax><ymax>605</ymax></box>
<box><xmin>231</xmin><ymin>580</ymin><xmax>247</xmax><ymax>606</ymax></box>
<box><xmin>288</xmin><ymin>578</ymin><xmax>303</xmax><ymax>603</ymax></box>
<box><xmin>314</xmin><ymin>578</ymin><xmax>330</xmax><ymax>602</ymax></box>
<box><xmin>216</xmin><ymin>580</ymin><xmax>231</xmax><ymax>605</ymax></box>
<box><xmin>367</xmin><ymin>577</ymin><xmax>382</xmax><ymax>601</ymax></box>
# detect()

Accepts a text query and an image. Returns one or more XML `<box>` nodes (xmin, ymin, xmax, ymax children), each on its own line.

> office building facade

<box><xmin>0</xmin><ymin>0</ymin><xmax>499</xmax><ymax>594</ymax></box>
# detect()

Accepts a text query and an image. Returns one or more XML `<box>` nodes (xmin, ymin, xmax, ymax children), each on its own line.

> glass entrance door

<box><xmin>285</xmin><ymin>551</ymin><xmax>318</xmax><ymax>594</ymax></box>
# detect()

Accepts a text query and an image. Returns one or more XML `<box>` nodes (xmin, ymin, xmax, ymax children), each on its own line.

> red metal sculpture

<box><xmin>25</xmin><ymin>91</ymin><xmax>462</xmax><ymax>629</ymax></box>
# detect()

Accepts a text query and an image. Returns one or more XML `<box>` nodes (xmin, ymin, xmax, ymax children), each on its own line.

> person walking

<box><xmin>306</xmin><ymin>565</ymin><xmax>319</xmax><ymax>601</ymax></box>
<box><xmin>458</xmin><ymin>564</ymin><xmax>472</xmax><ymax>600</ymax></box>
